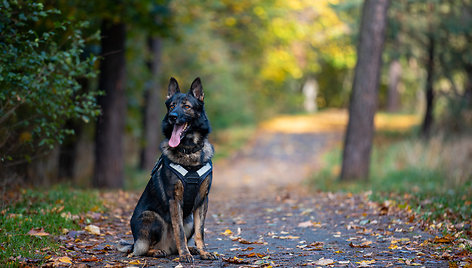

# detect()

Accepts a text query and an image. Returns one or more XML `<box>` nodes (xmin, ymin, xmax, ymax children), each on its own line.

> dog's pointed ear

<box><xmin>190</xmin><ymin>77</ymin><xmax>204</xmax><ymax>102</ymax></box>
<box><xmin>167</xmin><ymin>77</ymin><xmax>180</xmax><ymax>99</ymax></box>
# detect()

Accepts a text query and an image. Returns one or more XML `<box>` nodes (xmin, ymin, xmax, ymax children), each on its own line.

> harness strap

<box><xmin>151</xmin><ymin>155</ymin><xmax>212</xmax><ymax>215</ymax></box>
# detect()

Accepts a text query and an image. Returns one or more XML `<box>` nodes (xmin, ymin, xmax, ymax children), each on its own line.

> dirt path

<box><xmin>49</xmin><ymin>113</ymin><xmax>458</xmax><ymax>267</ymax></box>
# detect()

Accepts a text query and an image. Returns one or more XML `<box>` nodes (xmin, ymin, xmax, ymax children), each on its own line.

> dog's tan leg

<box><xmin>170</xmin><ymin>180</ymin><xmax>193</xmax><ymax>263</ymax></box>
<box><xmin>194</xmin><ymin>178</ymin><xmax>218</xmax><ymax>260</ymax></box>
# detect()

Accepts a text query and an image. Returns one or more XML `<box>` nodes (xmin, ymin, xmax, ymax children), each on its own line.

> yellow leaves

<box><xmin>128</xmin><ymin>259</ymin><xmax>141</xmax><ymax>265</ymax></box>
<box><xmin>432</xmin><ymin>235</ymin><xmax>455</xmax><ymax>244</ymax></box>
<box><xmin>84</xmin><ymin>224</ymin><xmax>100</xmax><ymax>235</ymax></box>
<box><xmin>253</xmin><ymin>6</ymin><xmax>266</xmax><ymax>19</ymax></box>
<box><xmin>221</xmin><ymin>229</ymin><xmax>233</xmax><ymax>236</ymax></box>
<box><xmin>224</xmin><ymin>17</ymin><xmax>236</xmax><ymax>27</ymax></box>
<box><xmin>260</xmin><ymin>48</ymin><xmax>303</xmax><ymax>82</ymax></box>
<box><xmin>53</xmin><ymin>256</ymin><xmax>72</xmax><ymax>265</ymax></box>
<box><xmin>260</xmin><ymin>110</ymin><xmax>419</xmax><ymax>134</ymax></box>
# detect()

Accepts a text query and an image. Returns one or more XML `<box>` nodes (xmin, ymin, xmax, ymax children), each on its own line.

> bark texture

<box><xmin>421</xmin><ymin>34</ymin><xmax>435</xmax><ymax>138</ymax></box>
<box><xmin>139</xmin><ymin>38</ymin><xmax>164</xmax><ymax>171</ymax></box>
<box><xmin>94</xmin><ymin>21</ymin><xmax>126</xmax><ymax>188</ymax></box>
<box><xmin>341</xmin><ymin>0</ymin><xmax>390</xmax><ymax>181</ymax></box>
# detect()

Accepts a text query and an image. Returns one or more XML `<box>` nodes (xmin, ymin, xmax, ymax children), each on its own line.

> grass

<box><xmin>308</xmin><ymin>129</ymin><xmax>472</xmax><ymax>223</ymax></box>
<box><xmin>0</xmin><ymin>184</ymin><xmax>104</xmax><ymax>265</ymax></box>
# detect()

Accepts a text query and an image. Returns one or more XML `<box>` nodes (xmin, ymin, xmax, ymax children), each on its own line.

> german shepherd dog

<box><xmin>118</xmin><ymin>77</ymin><xmax>217</xmax><ymax>262</ymax></box>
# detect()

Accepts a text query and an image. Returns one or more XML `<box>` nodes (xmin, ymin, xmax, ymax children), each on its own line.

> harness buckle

<box><xmin>184</xmin><ymin>173</ymin><xmax>201</xmax><ymax>184</ymax></box>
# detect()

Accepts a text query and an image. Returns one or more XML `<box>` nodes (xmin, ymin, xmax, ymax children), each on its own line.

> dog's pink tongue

<box><xmin>169</xmin><ymin>124</ymin><xmax>184</xmax><ymax>147</ymax></box>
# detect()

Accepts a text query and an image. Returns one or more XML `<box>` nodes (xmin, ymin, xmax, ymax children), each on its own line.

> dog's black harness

<box><xmin>151</xmin><ymin>155</ymin><xmax>212</xmax><ymax>215</ymax></box>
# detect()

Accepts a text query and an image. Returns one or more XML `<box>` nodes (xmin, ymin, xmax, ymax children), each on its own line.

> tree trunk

<box><xmin>59</xmin><ymin>78</ymin><xmax>88</xmax><ymax>180</ymax></box>
<box><xmin>93</xmin><ymin>21</ymin><xmax>126</xmax><ymax>188</ymax></box>
<box><xmin>139</xmin><ymin>37</ymin><xmax>164</xmax><ymax>170</ymax></box>
<box><xmin>340</xmin><ymin>0</ymin><xmax>390</xmax><ymax>181</ymax></box>
<box><xmin>387</xmin><ymin>59</ymin><xmax>401</xmax><ymax>112</ymax></box>
<box><xmin>421</xmin><ymin>34</ymin><xmax>435</xmax><ymax>138</ymax></box>
<box><xmin>464</xmin><ymin>64</ymin><xmax>472</xmax><ymax>108</ymax></box>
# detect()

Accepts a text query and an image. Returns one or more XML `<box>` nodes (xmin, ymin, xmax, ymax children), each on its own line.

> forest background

<box><xmin>1</xmin><ymin>0</ymin><xmax>471</xmax><ymax>192</ymax></box>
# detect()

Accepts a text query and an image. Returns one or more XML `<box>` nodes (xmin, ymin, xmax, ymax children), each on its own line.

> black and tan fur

<box><xmin>118</xmin><ymin>77</ymin><xmax>217</xmax><ymax>262</ymax></box>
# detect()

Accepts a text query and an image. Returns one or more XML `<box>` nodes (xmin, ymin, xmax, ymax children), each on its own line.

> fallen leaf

<box><xmin>301</xmin><ymin>241</ymin><xmax>324</xmax><ymax>251</ymax></box>
<box><xmin>298</xmin><ymin>221</ymin><xmax>313</xmax><ymax>228</ymax></box>
<box><xmin>278</xmin><ymin>235</ymin><xmax>300</xmax><ymax>239</ymax></box>
<box><xmin>221</xmin><ymin>229</ymin><xmax>233</xmax><ymax>236</ymax></box>
<box><xmin>27</xmin><ymin>228</ymin><xmax>49</xmax><ymax>237</ymax></box>
<box><xmin>314</xmin><ymin>258</ymin><xmax>335</xmax><ymax>265</ymax></box>
<box><xmin>242</xmin><ymin>247</ymin><xmax>254</xmax><ymax>251</ymax></box>
<box><xmin>222</xmin><ymin>256</ymin><xmax>250</xmax><ymax>264</ymax></box>
<box><xmin>56</xmin><ymin>256</ymin><xmax>72</xmax><ymax>264</ymax></box>
<box><xmin>433</xmin><ymin>235</ymin><xmax>455</xmax><ymax>244</ymax></box>
<box><xmin>355</xmin><ymin>259</ymin><xmax>376</xmax><ymax>267</ymax></box>
<box><xmin>129</xmin><ymin>260</ymin><xmax>140</xmax><ymax>265</ymax></box>
<box><xmin>85</xmin><ymin>225</ymin><xmax>100</xmax><ymax>235</ymax></box>
<box><xmin>379</xmin><ymin>206</ymin><xmax>388</xmax><ymax>215</ymax></box>
<box><xmin>237</xmin><ymin>238</ymin><xmax>265</xmax><ymax>245</ymax></box>
<box><xmin>349</xmin><ymin>241</ymin><xmax>372</xmax><ymax>248</ymax></box>
<box><xmin>80</xmin><ymin>256</ymin><xmax>99</xmax><ymax>262</ymax></box>
<box><xmin>237</xmin><ymin>252</ymin><xmax>267</xmax><ymax>258</ymax></box>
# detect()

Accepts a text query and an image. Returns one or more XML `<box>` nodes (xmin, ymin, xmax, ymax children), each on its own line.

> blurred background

<box><xmin>1</xmin><ymin>0</ymin><xmax>471</xmax><ymax>189</ymax></box>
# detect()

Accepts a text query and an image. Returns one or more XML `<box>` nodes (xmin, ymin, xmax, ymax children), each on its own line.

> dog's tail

<box><xmin>117</xmin><ymin>239</ymin><xmax>134</xmax><ymax>253</ymax></box>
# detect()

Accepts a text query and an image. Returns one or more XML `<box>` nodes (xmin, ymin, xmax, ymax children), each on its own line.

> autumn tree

<box><xmin>341</xmin><ymin>0</ymin><xmax>390</xmax><ymax>181</ymax></box>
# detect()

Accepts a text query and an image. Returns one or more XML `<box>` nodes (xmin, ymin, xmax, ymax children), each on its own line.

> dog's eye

<box><xmin>183</xmin><ymin>105</ymin><xmax>191</xmax><ymax>110</ymax></box>
<box><xmin>169</xmin><ymin>104</ymin><xmax>175</xmax><ymax>110</ymax></box>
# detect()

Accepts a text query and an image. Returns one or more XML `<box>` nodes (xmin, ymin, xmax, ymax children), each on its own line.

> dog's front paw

<box><xmin>200</xmin><ymin>251</ymin><xmax>218</xmax><ymax>260</ymax></box>
<box><xmin>179</xmin><ymin>253</ymin><xmax>194</xmax><ymax>263</ymax></box>
<box><xmin>149</xmin><ymin>249</ymin><xmax>168</xmax><ymax>258</ymax></box>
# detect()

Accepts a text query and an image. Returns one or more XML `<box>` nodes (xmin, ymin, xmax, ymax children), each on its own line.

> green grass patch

<box><xmin>308</xmin><ymin>130</ymin><xmax>472</xmax><ymax>223</ymax></box>
<box><xmin>0</xmin><ymin>184</ymin><xmax>104</xmax><ymax>265</ymax></box>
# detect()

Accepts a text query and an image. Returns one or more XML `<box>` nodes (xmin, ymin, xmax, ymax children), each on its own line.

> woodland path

<box><xmin>51</xmin><ymin>112</ymin><xmax>455</xmax><ymax>267</ymax></box>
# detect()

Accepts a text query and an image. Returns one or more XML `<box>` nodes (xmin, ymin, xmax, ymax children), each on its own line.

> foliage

<box><xmin>386</xmin><ymin>0</ymin><xmax>472</xmax><ymax>123</ymax></box>
<box><xmin>157</xmin><ymin>0</ymin><xmax>357</xmax><ymax>129</ymax></box>
<box><xmin>0</xmin><ymin>185</ymin><xmax>103</xmax><ymax>265</ymax></box>
<box><xmin>0</xmin><ymin>1</ymin><xmax>99</xmax><ymax>168</ymax></box>
<box><xmin>308</xmin><ymin>129</ymin><xmax>472</xmax><ymax>223</ymax></box>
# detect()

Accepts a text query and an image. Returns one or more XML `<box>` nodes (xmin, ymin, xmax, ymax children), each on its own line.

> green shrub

<box><xmin>0</xmin><ymin>1</ymin><xmax>99</xmax><ymax>169</ymax></box>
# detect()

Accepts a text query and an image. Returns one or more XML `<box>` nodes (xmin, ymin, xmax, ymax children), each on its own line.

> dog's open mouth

<box><xmin>169</xmin><ymin>122</ymin><xmax>189</xmax><ymax>148</ymax></box>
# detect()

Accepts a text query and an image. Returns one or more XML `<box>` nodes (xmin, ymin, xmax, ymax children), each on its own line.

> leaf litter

<box><xmin>35</xmin><ymin>127</ymin><xmax>471</xmax><ymax>267</ymax></box>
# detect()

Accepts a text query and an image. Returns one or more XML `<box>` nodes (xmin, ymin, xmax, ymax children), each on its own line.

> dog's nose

<box><xmin>169</xmin><ymin>112</ymin><xmax>178</xmax><ymax>122</ymax></box>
